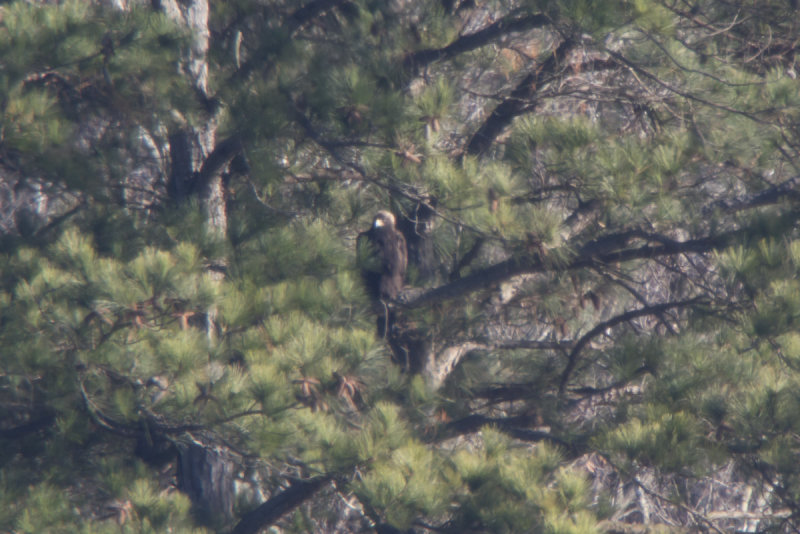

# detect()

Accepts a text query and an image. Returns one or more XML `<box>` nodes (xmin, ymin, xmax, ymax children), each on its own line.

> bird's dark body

<box><xmin>358</xmin><ymin>211</ymin><xmax>429</xmax><ymax>367</ymax></box>
<box><xmin>357</xmin><ymin>211</ymin><xmax>407</xmax><ymax>302</ymax></box>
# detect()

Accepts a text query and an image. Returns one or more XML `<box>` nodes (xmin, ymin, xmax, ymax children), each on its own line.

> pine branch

<box><xmin>406</xmin><ymin>12</ymin><xmax>549</xmax><ymax>69</ymax></box>
<box><xmin>430</xmin><ymin>413</ymin><xmax>573</xmax><ymax>451</ymax></box>
<box><xmin>32</xmin><ymin>198</ymin><xmax>85</xmax><ymax>237</ymax></box>
<box><xmin>485</xmin><ymin>339</ymin><xmax>571</xmax><ymax>351</ymax></box>
<box><xmin>79</xmin><ymin>379</ymin><xmax>139</xmax><ymax>438</ymax></box>
<box><xmin>627</xmin><ymin>468</ymin><xmax>728</xmax><ymax>534</ymax></box>
<box><xmin>474</xmin><ymin>382</ymin><xmax>546</xmax><ymax>403</ymax></box>
<box><xmin>232</xmin><ymin>0</ymin><xmax>347</xmax><ymax>81</ymax></box>
<box><xmin>449</xmin><ymin>237</ymin><xmax>485</xmax><ymax>280</ymax></box>
<box><xmin>605</xmin><ymin>48</ymin><xmax>774</xmax><ymax>124</ymax></box>
<box><xmin>402</xmin><ymin>212</ymin><xmax>800</xmax><ymax>309</ymax></box>
<box><xmin>557</xmin><ymin>297</ymin><xmax>705</xmax><ymax>394</ymax></box>
<box><xmin>709</xmin><ymin>175</ymin><xmax>800</xmax><ymax>214</ymax></box>
<box><xmin>465</xmin><ymin>37</ymin><xmax>576</xmax><ymax>156</ymax></box>
<box><xmin>750</xmin><ymin>459</ymin><xmax>800</xmax><ymax>529</ymax></box>
<box><xmin>287</xmin><ymin>0</ymin><xmax>348</xmax><ymax>32</ymax></box>
<box><xmin>230</xmin><ymin>476</ymin><xmax>331</xmax><ymax>534</ymax></box>
<box><xmin>284</xmin><ymin>92</ymin><xmax>437</xmax><ymax>206</ymax></box>
<box><xmin>476</xmin><ymin>372</ymin><xmax>648</xmax><ymax>404</ymax></box>
<box><xmin>598</xmin><ymin>269</ymin><xmax>680</xmax><ymax>335</ymax></box>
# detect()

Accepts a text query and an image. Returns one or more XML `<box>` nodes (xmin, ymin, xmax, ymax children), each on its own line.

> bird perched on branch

<box><xmin>358</xmin><ymin>210</ymin><xmax>435</xmax><ymax>372</ymax></box>
<box><xmin>357</xmin><ymin>210</ymin><xmax>408</xmax><ymax>302</ymax></box>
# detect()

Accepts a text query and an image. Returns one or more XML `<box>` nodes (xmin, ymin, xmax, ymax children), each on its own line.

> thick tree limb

<box><xmin>465</xmin><ymin>38</ymin><xmax>575</xmax><ymax>156</ymax></box>
<box><xmin>487</xmin><ymin>339</ymin><xmax>571</xmax><ymax>351</ymax></box>
<box><xmin>474</xmin><ymin>382</ymin><xmax>543</xmax><ymax>403</ymax></box>
<box><xmin>0</xmin><ymin>412</ymin><xmax>56</xmax><ymax>439</ymax></box>
<box><xmin>423</xmin><ymin>341</ymin><xmax>484</xmax><ymax>389</ymax></box>
<box><xmin>708</xmin><ymin>175</ymin><xmax>800</xmax><ymax>214</ymax></box>
<box><xmin>449</xmin><ymin>237</ymin><xmax>485</xmax><ymax>280</ymax></box>
<box><xmin>407</xmin><ymin>12</ymin><xmax>549</xmax><ymax>69</ymax></box>
<box><xmin>231</xmin><ymin>476</ymin><xmax>331</xmax><ymax>534</ymax></box>
<box><xmin>195</xmin><ymin>134</ymin><xmax>243</xmax><ymax>198</ymax></box>
<box><xmin>402</xmin><ymin>213</ymin><xmax>800</xmax><ymax>309</ymax></box>
<box><xmin>32</xmin><ymin>199</ymin><xmax>85</xmax><ymax>237</ymax></box>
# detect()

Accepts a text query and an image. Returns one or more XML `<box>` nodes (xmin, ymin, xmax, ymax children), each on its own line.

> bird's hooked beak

<box><xmin>373</xmin><ymin>219</ymin><xmax>384</xmax><ymax>228</ymax></box>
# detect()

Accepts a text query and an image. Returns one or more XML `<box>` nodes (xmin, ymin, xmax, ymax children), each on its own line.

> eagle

<box><xmin>357</xmin><ymin>210</ymin><xmax>408</xmax><ymax>303</ymax></box>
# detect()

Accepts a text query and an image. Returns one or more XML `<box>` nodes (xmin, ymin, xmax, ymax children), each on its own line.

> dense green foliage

<box><xmin>2</xmin><ymin>1</ymin><xmax>800</xmax><ymax>532</ymax></box>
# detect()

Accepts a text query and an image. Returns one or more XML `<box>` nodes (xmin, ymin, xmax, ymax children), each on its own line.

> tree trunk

<box><xmin>160</xmin><ymin>0</ymin><xmax>227</xmax><ymax>239</ymax></box>
<box><xmin>177</xmin><ymin>439</ymin><xmax>237</xmax><ymax>524</ymax></box>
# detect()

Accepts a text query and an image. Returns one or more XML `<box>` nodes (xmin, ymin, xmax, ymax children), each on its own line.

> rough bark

<box><xmin>160</xmin><ymin>0</ymin><xmax>229</xmax><ymax>238</ymax></box>
<box><xmin>177</xmin><ymin>439</ymin><xmax>237</xmax><ymax>524</ymax></box>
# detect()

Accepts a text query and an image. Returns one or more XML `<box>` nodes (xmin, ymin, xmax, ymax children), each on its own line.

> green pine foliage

<box><xmin>0</xmin><ymin>1</ymin><xmax>194</xmax><ymax>193</ymax></box>
<box><xmin>3</xmin><ymin>0</ymin><xmax>800</xmax><ymax>532</ymax></box>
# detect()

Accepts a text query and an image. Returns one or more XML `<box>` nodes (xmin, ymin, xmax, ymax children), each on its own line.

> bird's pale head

<box><xmin>373</xmin><ymin>210</ymin><xmax>396</xmax><ymax>229</ymax></box>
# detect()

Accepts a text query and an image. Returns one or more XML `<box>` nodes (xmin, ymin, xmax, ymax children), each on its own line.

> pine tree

<box><xmin>2</xmin><ymin>1</ymin><xmax>800</xmax><ymax>533</ymax></box>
